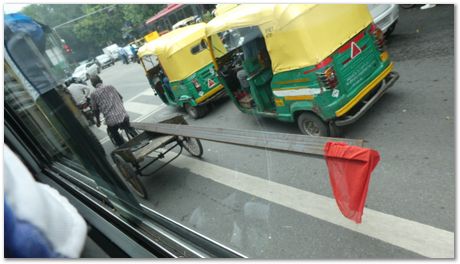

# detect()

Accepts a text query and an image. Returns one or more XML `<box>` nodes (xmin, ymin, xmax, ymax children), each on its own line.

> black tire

<box><xmin>107</xmin><ymin>129</ymin><xmax>118</xmax><ymax>146</ymax></box>
<box><xmin>400</xmin><ymin>4</ymin><xmax>415</xmax><ymax>9</ymax></box>
<box><xmin>84</xmin><ymin>111</ymin><xmax>95</xmax><ymax>126</ymax></box>
<box><xmin>384</xmin><ymin>22</ymin><xmax>397</xmax><ymax>37</ymax></box>
<box><xmin>297</xmin><ymin>112</ymin><xmax>329</xmax><ymax>137</ymax></box>
<box><xmin>112</xmin><ymin>154</ymin><xmax>148</xmax><ymax>199</ymax></box>
<box><xmin>87</xmin><ymin>117</ymin><xmax>95</xmax><ymax>126</ymax></box>
<box><xmin>184</xmin><ymin>103</ymin><xmax>208</xmax><ymax>119</ymax></box>
<box><xmin>107</xmin><ymin>128</ymin><xmax>126</xmax><ymax>146</ymax></box>
<box><xmin>125</xmin><ymin>128</ymin><xmax>139</xmax><ymax>141</ymax></box>
<box><xmin>329</xmin><ymin>122</ymin><xmax>343</xmax><ymax>138</ymax></box>
<box><xmin>181</xmin><ymin>137</ymin><xmax>203</xmax><ymax>157</ymax></box>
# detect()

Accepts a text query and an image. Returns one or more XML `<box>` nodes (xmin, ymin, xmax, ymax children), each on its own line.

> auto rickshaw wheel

<box><xmin>180</xmin><ymin>137</ymin><xmax>203</xmax><ymax>158</ymax></box>
<box><xmin>112</xmin><ymin>154</ymin><xmax>148</xmax><ymax>199</ymax></box>
<box><xmin>184</xmin><ymin>103</ymin><xmax>208</xmax><ymax>119</ymax></box>
<box><xmin>297</xmin><ymin>112</ymin><xmax>329</xmax><ymax>137</ymax></box>
<box><xmin>329</xmin><ymin>122</ymin><xmax>343</xmax><ymax>138</ymax></box>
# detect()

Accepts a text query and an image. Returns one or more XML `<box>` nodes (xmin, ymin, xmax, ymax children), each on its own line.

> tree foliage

<box><xmin>21</xmin><ymin>4</ymin><xmax>165</xmax><ymax>60</ymax></box>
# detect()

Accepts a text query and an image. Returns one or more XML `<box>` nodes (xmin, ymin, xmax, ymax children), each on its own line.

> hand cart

<box><xmin>111</xmin><ymin>115</ymin><xmax>203</xmax><ymax>199</ymax></box>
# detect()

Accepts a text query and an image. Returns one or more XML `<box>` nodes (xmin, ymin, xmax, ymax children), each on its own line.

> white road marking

<box><xmin>125</xmin><ymin>89</ymin><xmax>155</xmax><ymax>103</ymax></box>
<box><xmin>124</xmin><ymin>101</ymin><xmax>159</xmax><ymax>116</ymax></box>
<box><xmin>171</xmin><ymin>155</ymin><xmax>454</xmax><ymax>258</ymax></box>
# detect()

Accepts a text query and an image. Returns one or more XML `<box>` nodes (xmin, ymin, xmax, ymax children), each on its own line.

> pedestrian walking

<box><xmin>119</xmin><ymin>48</ymin><xmax>129</xmax><ymax>64</ymax></box>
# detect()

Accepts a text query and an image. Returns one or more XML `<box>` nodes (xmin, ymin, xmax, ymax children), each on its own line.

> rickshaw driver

<box><xmin>236</xmin><ymin>27</ymin><xmax>269</xmax><ymax>91</ymax></box>
<box><xmin>159</xmin><ymin>70</ymin><xmax>175</xmax><ymax>100</ymax></box>
<box><xmin>90</xmin><ymin>75</ymin><xmax>138</xmax><ymax>146</ymax></box>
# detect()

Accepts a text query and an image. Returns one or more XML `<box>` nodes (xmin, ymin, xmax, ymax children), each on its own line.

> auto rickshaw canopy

<box><xmin>206</xmin><ymin>4</ymin><xmax>373</xmax><ymax>74</ymax></box>
<box><xmin>214</xmin><ymin>4</ymin><xmax>240</xmax><ymax>16</ymax></box>
<box><xmin>138</xmin><ymin>23</ymin><xmax>226</xmax><ymax>82</ymax></box>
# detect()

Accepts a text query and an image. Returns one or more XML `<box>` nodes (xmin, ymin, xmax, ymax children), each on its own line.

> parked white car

<box><xmin>96</xmin><ymin>54</ymin><xmax>114</xmax><ymax>69</ymax></box>
<box><xmin>368</xmin><ymin>4</ymin><xmax>399</xmax><ymax>36</ymax></box>
<box><xmin>72</xmin><ymin>62</ymin><xmax>99</xmax><ymax>81</ymax></box>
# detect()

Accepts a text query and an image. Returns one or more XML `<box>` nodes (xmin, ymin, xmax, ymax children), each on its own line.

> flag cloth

<box><xmin>324</xmin><ymin>142</ymin><xmax>380</xmax><ymax>223</ymax></box>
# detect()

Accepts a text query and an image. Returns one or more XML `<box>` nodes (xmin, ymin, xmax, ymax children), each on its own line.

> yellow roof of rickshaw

<box><xmin>138</xmin><ymin>23</ymin><xmax>207</xmax><ymax>58</ymax></box>
<box><xmin>138</xmin><ymin>23</ymin><xmax>227</xmax><ymax>82</ymax></box>
<box><xmin>206</xmin><ymin>4</ymin><xmax>373</xmax><ymax>74</ymax></box>
<box><xmin>214</xmin><ymin>4</ymin><xmax>240</xmax><ymax>16</ymax></box>
<box><xmin>206</xmin><ymin>4</ymin><xmax>275</xmax><ymax>36</ymax></box>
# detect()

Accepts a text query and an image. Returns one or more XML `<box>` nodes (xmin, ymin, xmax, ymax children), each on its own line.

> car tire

<box><xmin>384</xmin><ymin>22</ymin><xmax>397</xmax><ymax>37</ymax></box>
<box><xmin>400</xmin><ymin>4</ymin><xmax>415</xmax><ymax>9</ymax></box>
<box><xmin>297</xmin><ymin>112</ymin><xmax>329</xmax><ymax>137</ymax></box>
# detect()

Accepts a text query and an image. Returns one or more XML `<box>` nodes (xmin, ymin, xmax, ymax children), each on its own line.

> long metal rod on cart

<box><xmin>131</xmin><ymin>120</ymin><xmax>364</xmax><ymax>157</ymax></box>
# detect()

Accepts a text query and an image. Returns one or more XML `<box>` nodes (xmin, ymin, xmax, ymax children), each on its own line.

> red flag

<box><xmin>324</xmin><ymin>142</ymin><xmax>380</xmax><ymax>223</ymax></box>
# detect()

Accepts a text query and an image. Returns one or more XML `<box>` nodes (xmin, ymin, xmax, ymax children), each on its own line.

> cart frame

<box><xmin>111</xmin><ymin>115</ymin><xmax>203</xmax><ymax>198</ymax></box>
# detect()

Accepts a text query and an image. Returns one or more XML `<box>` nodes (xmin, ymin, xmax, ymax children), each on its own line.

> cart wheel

<box><xmin>107</xmin><ymin>129</ymin><xmax>118</xmax><ymax>146</ymax></box>
<box><xmin>184</xmin><ymin>103</ymin><xmax>208</xmax><ymax>119</ymax></box>
<box><xmin>108</xmin><ymin>128</ymin><xmax>132</xmax><ymax>147</ymax></box>
<box><xmin>181</xmin><ymin>137</ymin><xmax>203</xmax><ymax>158</ymax></box>
<box><xmin>125</xmin><ymin>127</ymin><xmax>139</xmax><ymax>141</ymax></box>
<box><xmin>297</xmin><ymin>112</ymin><xmax>329</xmax><ymax>137</ymax></box>
<box><xmin>112</xmin><ymin>154</ymin><xmax>148</xmax><ymax>199</ymax></box>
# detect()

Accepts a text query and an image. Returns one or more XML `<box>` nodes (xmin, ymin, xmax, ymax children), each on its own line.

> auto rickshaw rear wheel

<box><xmin>112</xmin><ymin>154</ymin><xmax>148</xmax><ymax>199</ymax></box>
<box><xmin>297</xmin><ymin>112</ymin><xmax>329</xmax><ymax>137</ymax></box>
<box><xmin>184</xmin><ymin>103</ymin><xmax>208</xmax><ymax>119</ymax></box>
<box><xmin>329</xmin><ymin>122</ymin><xmax>343</xmax><ymax>138</ymax></box>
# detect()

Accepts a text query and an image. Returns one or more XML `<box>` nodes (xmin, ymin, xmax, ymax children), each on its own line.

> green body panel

<box><xmin>224</xmin><ymin>25</ymin><xmax>392</xmax><ymax>124</ymax></box>
<box><xmin>165</xmin><ymin>62</ymin><xmax>223</xmax><ymax>107</ymax></box>
<box><xmin>247</xmin><ymin>70</ymin><xmax>275</xmax><ymax>113</ymax></box>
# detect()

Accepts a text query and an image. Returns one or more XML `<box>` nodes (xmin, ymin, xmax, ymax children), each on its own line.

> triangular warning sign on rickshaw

<box><xmin>351</xmin><ymin>42</ymin><xmax>362</xmax><ymax>59</ymax></box>
<box><xmin>207</xmin><ymin>78</ymin><xmax>216</xmax><ymax>88</ymax></box>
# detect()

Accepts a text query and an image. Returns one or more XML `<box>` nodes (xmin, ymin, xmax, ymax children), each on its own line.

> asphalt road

<box><xmin>89</xmin><ymin>5</ymin><xmax>454</xmax><ymax>258</ymax></box>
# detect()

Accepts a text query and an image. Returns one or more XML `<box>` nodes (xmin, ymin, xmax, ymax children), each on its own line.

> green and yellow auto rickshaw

<box><xmin>205</xmin><ymin>4</ymin><xmax>399</xmax><ymax>136</ymax></box>
<box><xmin>138</xmin><ymin>23</ymin><xmax>227</xmax><ymax>119</ymax></box>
